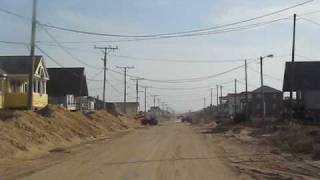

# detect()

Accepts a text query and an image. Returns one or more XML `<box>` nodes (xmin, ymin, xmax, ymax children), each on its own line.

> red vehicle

<box><xmin>137</xmin><ymin>112</ymin><xmax>158</xmax><ymax>125</ymax></box>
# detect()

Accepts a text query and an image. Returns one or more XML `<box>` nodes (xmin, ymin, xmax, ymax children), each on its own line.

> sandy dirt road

<box><xmin>2</xmin><ymin>122</ymin><xmax>251</xmax><ymax>180</ymax></box>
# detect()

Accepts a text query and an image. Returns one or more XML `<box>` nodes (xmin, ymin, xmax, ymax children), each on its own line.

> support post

<box><xmin>289</xmin><ymin>14</ymin><xmax>296</xmax><ymax>122</ymax></box>
<box><xmin>245</xmin><ymin>60</ymin><xmax>249</xmax><ymax>120</ymax></box>
<box><xmin>260</xmin><ymin>56</ymin><xmax>265</xmax><ymax>121</ymax></box>
<box><xmin>28</xmin><ymin>0</ymin><xmax>37</xmax><ymax>110</ymax></box>
<box><xmin>234</xmin><ymin>79</ymin><xmax>237</xmax><ymax>115</ymax></box>
<box><xmin>116</xmin><ymin>66</ymin><xmax>134</xmax><ymax>113</ymax></box>
<box><xmin>94</xmin><ymin>45</ymin><xmax>118</xmax><ymax>110</ymax></box>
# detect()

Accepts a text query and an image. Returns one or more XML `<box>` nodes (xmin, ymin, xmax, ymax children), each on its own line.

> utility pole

<box><xmin>94</xmin><ymin>45</ymin><xmax>118</xmax><ymax>110</ymax></box>
<box><xmin>260</xmin><ymin>56</ymin><xmax>265</xmax><ymax>121</ymax></box>
<box><xmin>142</xmin><ymin>86</ymin><xmax>151</xmax><ymax>113</ymax></box>
<box><xmin>234</xmin><ymin>79</ymin><xmax>237</xmax><ymax>115</ymax></box>
<box><xmin>216</xmin><ymin>85</ymin><xmax>219</xmax><ymax>113</ymax></box>
<box><xmin>152</xmin><ymin>95</ymin><xmax>159</xmax><ymax>107</ymax></box>
<box><xmin>28</xmin><ymin>0</ymin><xmax>37</xmax><ymax>110</ymax></box>
<box><xmin>220</xmin><ymin>85</ymin><xmax>223</xmax><ymax>111</ymax></box>
<box><xmin>137</xmin><ymin>90</ymin><xmax>144</xmax><ymax>111</ymax></box>
<box><xmin>116</xmin><ymin>66</ymin><xmax>134</xmax><ymax>113</ymax></box>
<box><xmin>289</xmin><ymin>14</ymin><xmax>296</xmax><ymax>122</ymax></box>
<box><xmin>245</xmin><ymin>60</ymin><xmax>249</xmax><ymax>120</ymax></box>
<box><xmin>162</xmin><ymin>102</ymin><xmax>165</xmax><ymax>115</ymax></box>
<box><xmin>131</xmin><ymin>78</ymin><xmax>144</xmax><ymax>104</ymax></box>
<box><xmin>157</xmin><ymin>98</ymin><xmax>161</xmax><ymax>107</ymax></box>
<box><xmin>203</xmin><ymin>97</ymin><xmax>206</xmax><ymax>109</ymax></box>
<box><xmin>145</xmin><ymin>87</ymin><xmax>147</xmax><ymax>113</ymax></box>
<box><xmin>210</xmin><ymin>88</ymin><xmax>213</xmax><ymax>110</ymax></box>
<box><xmin>259</xmin><ymin>54</ymin><xmax>273</xmax><ymax>122</ymax></box>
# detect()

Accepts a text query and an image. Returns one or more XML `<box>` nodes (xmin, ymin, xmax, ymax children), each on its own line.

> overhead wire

<box><xmin>299</xmin><ymin>17</ymin><xmax>320</xmax><ymax>27</ymax></box>
<box><xmin>39</xmin><ymin>25</ymin><xmax>102</xmax><ymax>70</ymax></box>
<box><xmin>35</xmin><ymin>0</ymin><xmax>313</xmax><ymax>38</ymax></box>
<box><xmin>37</xmin><ymin>16</ymin><xmax>291</xmax><ymax>43</ymax></box>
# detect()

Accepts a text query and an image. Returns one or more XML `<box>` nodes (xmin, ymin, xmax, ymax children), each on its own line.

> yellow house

<box><xmin>0</xmin><ymin>56</ymin><xmax>49</xmax><ymax>109</ymax></box>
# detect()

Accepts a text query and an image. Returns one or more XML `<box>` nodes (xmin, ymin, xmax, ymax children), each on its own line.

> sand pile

<box><xmin>0</xmin><ymin>105</ymin><xmax>135</xmax><ymax>159</ymax></box>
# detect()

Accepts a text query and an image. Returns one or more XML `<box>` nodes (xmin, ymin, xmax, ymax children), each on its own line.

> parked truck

<box><xmin>136</xmin><ymin>111</ymin><xmax>158</xmax><ymax>125</ymax></box>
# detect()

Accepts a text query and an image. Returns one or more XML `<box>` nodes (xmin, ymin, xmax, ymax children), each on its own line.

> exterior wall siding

<box><xmin>33</xmin><ymin>93</ymin><xmax>48</xmax><ymax>108</ymax></box>
<box><xmin>250</xmin><ymin>92</ymin><xmax>282</xmax><ymax>117</ymax></box>
<box><xmin>303</xmin><ymin>91</ymin><xmax>320</xmax><ymax>109</ymax></box>
<box><xmin>0</xmin><ymin>94</ymin><xmax>3</xmax><ymax>109</ymax></box>
<box><xmin>4</xmin><ymin>93</ymin><xmax>48</xmax><ymax>109</ymax></box>
<box><xmin>4</xmin><ymin>93</ymin><xmax>28</xmax><ymax>108</ymax></box>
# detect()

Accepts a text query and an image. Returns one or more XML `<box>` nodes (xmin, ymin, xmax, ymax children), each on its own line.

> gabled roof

<box><xmin>252</xmin><ymin>86</ymin><xmax>281</xmax><ymax>93</ymax></box>
<box><xmin>283</xmin><ymin>61</ymin><xmax>320</xmax><ymax>91</ymax></box>
<box><xmin>0</xmin><ymin>56</ymin><xmax>42</xmax><ymax>75</ymax></box>
<box><xmin>47</xmin><ymin>67</ymin><xmax>88</xmax><ymax>97</ymax></box>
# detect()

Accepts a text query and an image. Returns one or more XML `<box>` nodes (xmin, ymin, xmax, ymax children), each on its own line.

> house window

<box><xmin>256</xmin><ymin>94</ymin><xmax>261</xmax><ymax>99</ymax></box>
<box><xmin>24</xmin><ymin>83</ymin><xmax>28</xmax><ymax>93</ymax></box>
<box><xmin>10</xmin><ymin>80</ymin><xmax>22</xmax><ymax>93</ymax></box>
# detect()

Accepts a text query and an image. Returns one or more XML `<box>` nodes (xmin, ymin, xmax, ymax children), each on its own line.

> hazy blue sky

<box><xmin>0</xmin><ymin>0</ymin><xmax>319</xmax><ymax>112</ymax></box>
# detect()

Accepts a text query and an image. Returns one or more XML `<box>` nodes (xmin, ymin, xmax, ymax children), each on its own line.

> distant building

<box><xmin>109</xmin><ymin>102</ymin><xmax>139</xmax><ymax>115</ymax></box>
<box><xmin>0</xmin><ymin>56</ymin><xmax>49</xmax><ymax>109</ymax></box>
<box><xmin>249</xmin><ymin>86</ymin><xmax>283</xmax><ymax>117</ymax></box>
<box><xmin>283</xmin><ymin>61</ymin><xmax>320</xmax><ymax>110</ymax></box>
<box><xmin>218</xmin><ymin>93</ymin><xmax>242</xmax><ymax>116</ymax></box>
<box><xmin>46</xmin><ymin>67</ymin><xmax>93</xmax><ymax>112</ymax></box>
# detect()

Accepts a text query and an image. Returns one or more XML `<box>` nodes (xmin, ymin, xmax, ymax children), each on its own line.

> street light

<box><xmin>260</xmin><ymin>54</ymin><xmax>274</xmax><ymax>122</ymax></box>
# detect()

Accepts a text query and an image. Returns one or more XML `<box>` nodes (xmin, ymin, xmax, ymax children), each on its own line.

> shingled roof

<box><xmin>0</xmin><ymin>56</ymin><xmax>42</xmax><ymax>74</ymax></box>
<box><xmin>283</xmin><ymin>61</ymin><xmax>320</xmax><ymax>91</ymax></box>
<box><xmin>47</xmin><ymin>67</ymin><xmax>88</xmax><ymax>97</ymax></box>
<box><xmin>252</xmin><ymin>86</ymin><xmax>281</xmax><ymax>93</ymax></box>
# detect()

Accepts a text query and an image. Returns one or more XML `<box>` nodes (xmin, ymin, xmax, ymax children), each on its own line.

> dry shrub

<box><xmin>291</xmin><ymin>135</ymin><xmax>314</xmax><ymax>154</ymax></box>
<box><xmin>0</xmin><ymin>110</ymin><xmax>18</xmax><ymax>121</ymax></box>
<box><xmin>312</xmin><ymin>144</ymin><xmax>320</xmax><ymax>160</ymax></box>
<box><xmin>270</xmin><ymin>125</ymin><xmax>320</xmax><ymax>156</ymax></box>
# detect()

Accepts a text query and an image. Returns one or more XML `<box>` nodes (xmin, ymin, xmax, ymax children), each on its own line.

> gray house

<box><xmin>248</xmin><ymin>86</ymin><xmax>283</xmax><ymax>117</ymax></box>
<box><xmin>283</xmin><ymin>61</ymin><xmax>320</xmax><ymax>110</ymax></box>
<box><xmin>46</xmin><ymin>67</ymin><xmax>93</xmax><ymax>112</ymax></box>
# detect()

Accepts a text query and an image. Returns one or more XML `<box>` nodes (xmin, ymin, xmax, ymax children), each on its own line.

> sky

<box><xmin>0</xmin><ymin>0</ymin><xmax>319</xmax><ymax>113</ymax></box>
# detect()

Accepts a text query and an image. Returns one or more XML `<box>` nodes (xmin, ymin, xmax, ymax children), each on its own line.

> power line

<box><xmin>300</xmin><ymin>17</ymin><xmax>320</xmax><ymax>27</ymax></box>
<box><xmin>35</xmin><ymin>0</ymin><xmax>313</xmax><ymax>38</ymax></box>
<box><xmin>88</xmin><ymin>69</ymin><xmax>103</xmax><ymax>79</ymax></box>
<box><xmin>37</xmin><ymin>16</ymin><xmax>291</xmax><ymax>43</ymax></box>
<box><xmin>0</xmin><ymin>40</ymin><xmax>27</xmax><ymax>45</ymax></box>
<box><xmin>35</xmin><ymin>45</ymin><xmax>103</xmax><ymax>82</ymax></box>
<box><xmin>0</xmin><ymin>39</ymin><xmax>284</xmax><ymax>65</ymax></box>
<box><xmin>0</xmin><ymin>7</ymin><xmax>31</xmax><ymax>21</ymax></box>
<box><xmin>247</xmin><ymin>65</ymin><xmax>282</xmax><ymax>82</ymax></box>
<box><xmin>296</xmin><ymin>54</ymin><xmax>320</xmax><ymax>61</ymax></box>
<box><xmin>40</xmin><ymin>26</ymin><xmax>102</xmax><ymax>70</ymax></box>
<box><xmin>111</xmin><ymin>54</ymin><xmax>248</xmax><ymax>64</ymax></box>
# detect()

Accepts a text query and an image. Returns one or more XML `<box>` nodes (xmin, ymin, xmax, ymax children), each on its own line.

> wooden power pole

<box><xmin>234</xmin><ymin>79</ymin><xmax>237</xmax><ymax>115</ymax></box>
<box><xmin>260</xmin><ymin>56</ymin><xmax>265</xmax><ymax>121</ymax></box>
<box><xmin>216</xmin><ymin>85</ymin><xmax>219</xmax><ymax>113</ymax></box>
<box><xmin>289</xmin><ymin>14</ymin><xmax>296</xmax><ymax>122</ymax></box>
<box><xmin>116</xmin><ymin>66</ymin><xmax>134</xmax><ymax>113</ymax></box>
<box><xmin>28</xmin><ymin>0</ymin><xmax>37</xmax><ymax>110</ymax></box>
<box><xmin>94</xmin><ymin>45</ymin><xmax>118</xmax><ymax>110</ymax></box>
<box><xmin>245</xmin><ymin>60</ymin><xmax>249</xmax><ymax>120</ymax></box>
